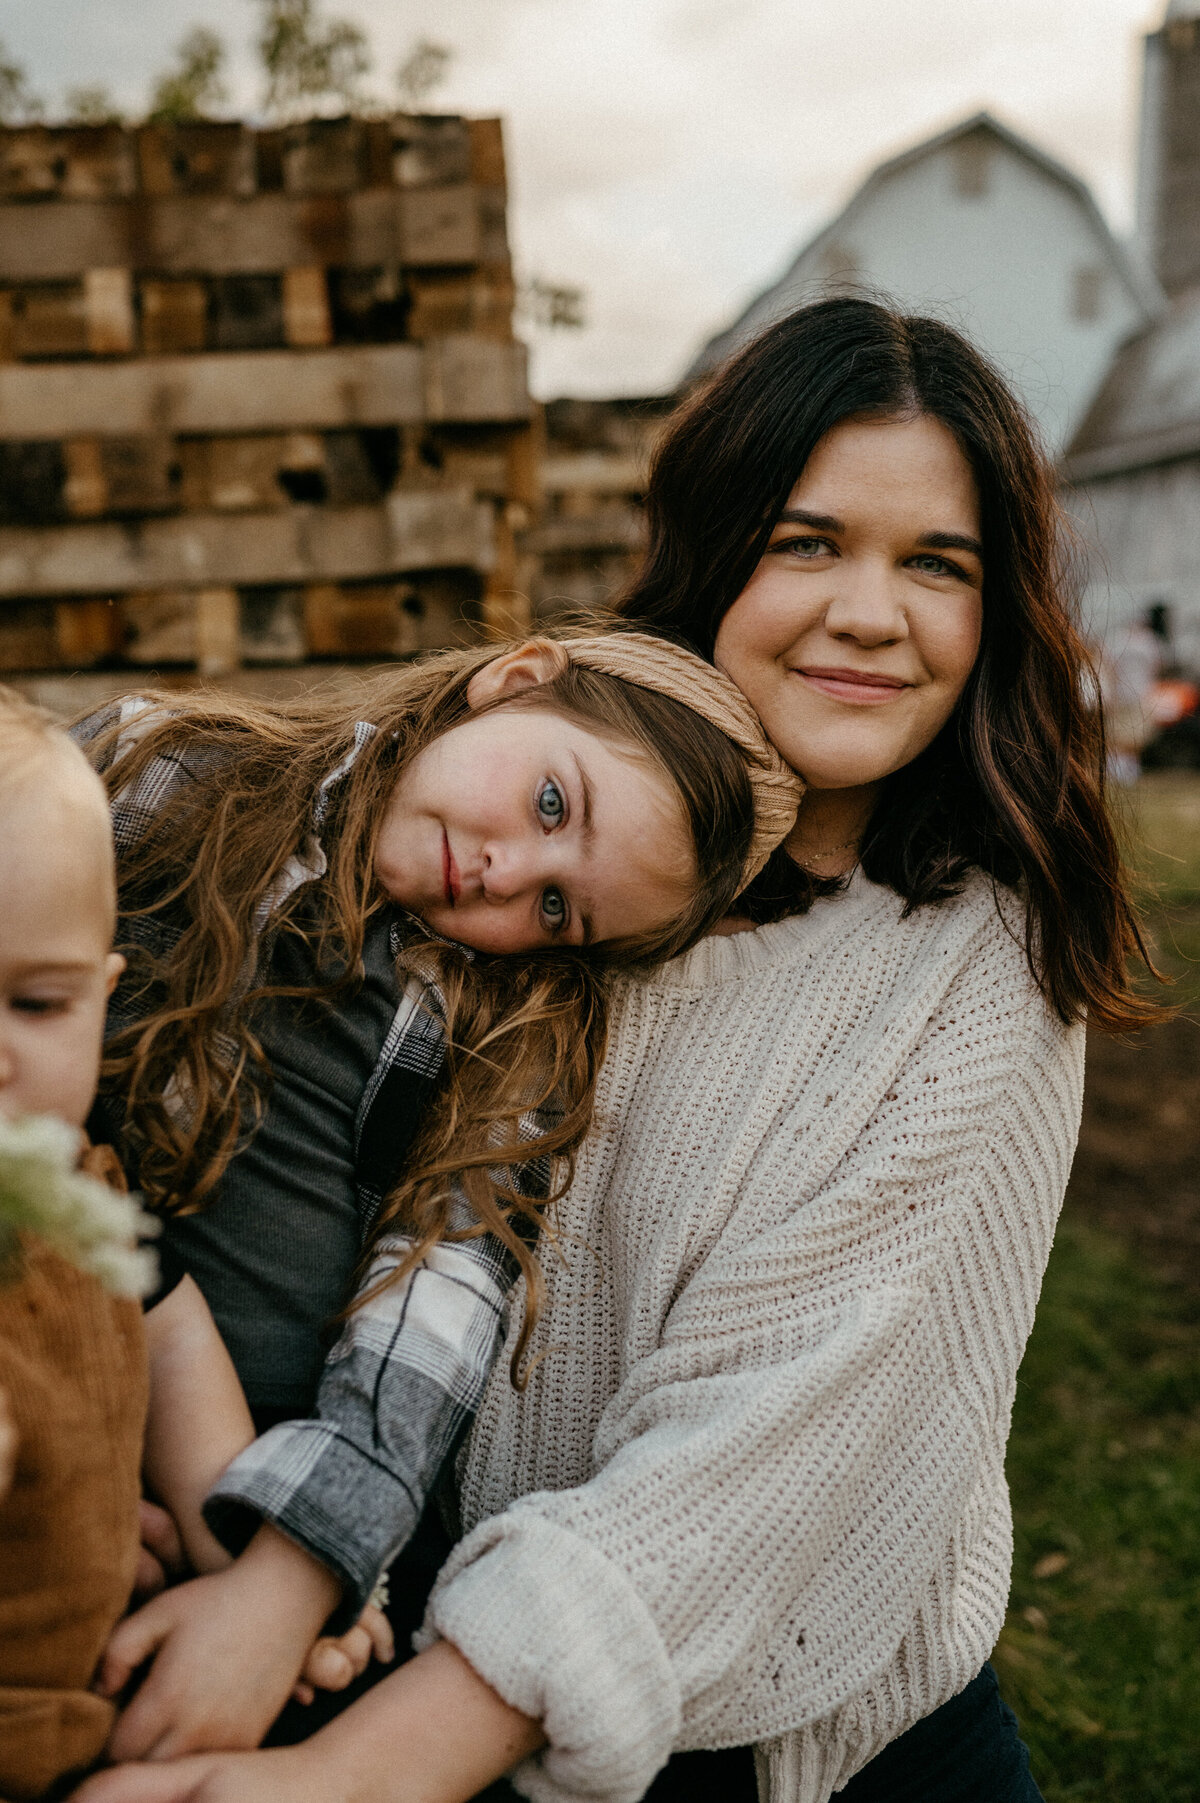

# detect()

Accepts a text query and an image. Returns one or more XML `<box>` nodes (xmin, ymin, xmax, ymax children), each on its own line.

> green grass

<box><xmin>997</xmin><ymin>1218</ymin><xmax>1200</xmax><ymax>1800</ymax></box>
<box><xmin>994</xmin><ymin>772</ymin><xmax>1200</xmax><ymax>1800</ymax></box>
<box><xmin>1120</xmin><ymin>772</ymin><xmax>1200</xmax><ymax>1005</ymax></box>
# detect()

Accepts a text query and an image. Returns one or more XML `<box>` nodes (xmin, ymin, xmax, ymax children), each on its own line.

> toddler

<box><xmin>0</xmin><ymin>692</ymin><xmax>386</xmax><ymax>1795</ymax></box>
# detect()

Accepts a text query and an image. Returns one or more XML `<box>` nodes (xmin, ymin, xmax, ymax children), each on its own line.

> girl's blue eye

<box><xmin>541</xmin><ymin>887</ymin><xmax>567</xmax><ymax>929</ymax></box>
<box><xmin>538</xmin><ymin>780</ymin><xmax>566</xmax><ymax>828</ymax></box>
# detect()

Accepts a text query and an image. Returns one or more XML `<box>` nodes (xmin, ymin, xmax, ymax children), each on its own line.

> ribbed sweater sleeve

<box><xmin>419</xmin><ymin>897</ymin><xmax>1084</xmax><ymax>1803</ymax></box>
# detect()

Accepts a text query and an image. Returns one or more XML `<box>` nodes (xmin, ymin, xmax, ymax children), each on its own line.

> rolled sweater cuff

<box><xmin>204</xmin><ymin>1420</ymin><xmax>418</xmax><ymax>1633</ymax></box>
<box><xmin>417</xmin><ymin>1511</ymin><xmax>681</xmax><ymax>1803</ymax></box>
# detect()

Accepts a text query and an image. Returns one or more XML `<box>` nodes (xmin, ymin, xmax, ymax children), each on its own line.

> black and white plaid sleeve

<box><xmin>205</xmin><ymin>968</ymin><xmax>552</xmax><ymax>1631</ymax></box>
<box><xmin>204</xmin><ymin>1215</ymin><xmax>523</xmax><ymax>1630</ymax></box>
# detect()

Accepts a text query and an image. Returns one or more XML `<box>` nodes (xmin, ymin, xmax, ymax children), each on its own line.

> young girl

<box><xmin>80</xmin><ymin>300</ymin><xmax>1154</xmax><ymax>1803</ymax></box>
<box><xmin>73</xmin><ymin>628</ymin><xmax>801</xmax><ymax>1759</ymax></box>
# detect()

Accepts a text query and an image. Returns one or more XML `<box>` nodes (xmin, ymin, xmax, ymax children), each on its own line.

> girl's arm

<box><xmin>108</xmin><ymin>1277</ymin><xmax>392</xmax><ymax>1759</ymax></box>
<box><xmin>143</xmin><ymin>1275</ymin><xmax>255</xmax><ymax>1574</ymax></box>
<box><xmin>203</xmin><ymin>1214</ymin><xmax>525</xmax><ymax>1633</ymax></box>
<box><xmin>72</xmin><ymin>1641</ymin><xmax>541</xmax><ymax>1803</ymax></box>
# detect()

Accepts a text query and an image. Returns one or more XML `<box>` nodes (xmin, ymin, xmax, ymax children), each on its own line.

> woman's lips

<box><xmin>442</xmin><ymin>830</ymin><xmax>460</xmax><ymax>906</ymax></box>
<box><xmin>793</xmin><ymin>666</ymin><xmax>912</xmax><ymax>705</ymax></box>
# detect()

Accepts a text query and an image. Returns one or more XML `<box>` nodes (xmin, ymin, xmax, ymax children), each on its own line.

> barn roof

<box><xmin>688</xmin><ymin>111</ymin><xmax>1160</xmax><ymax>381</ymax></box>
<box><xmin>1063</xmin><ymin>284</ymin><xmax>1200</xmax><ymax>480</ymax></box>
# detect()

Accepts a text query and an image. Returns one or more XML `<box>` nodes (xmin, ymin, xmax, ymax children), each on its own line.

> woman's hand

<box><xmin>69</xmin><ymin>1745</ymin><xmax>339</xmax><ymax>1803</ymax></box>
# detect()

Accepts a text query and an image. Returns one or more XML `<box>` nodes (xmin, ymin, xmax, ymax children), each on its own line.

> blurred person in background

<box><xmin>1101</xmin><ymin>604</ymin><xmax>1167</xmax><ymax>785</ymax></box>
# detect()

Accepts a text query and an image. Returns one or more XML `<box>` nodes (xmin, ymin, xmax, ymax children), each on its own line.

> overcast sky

<box><xmin>0</xmin><ymin>0</ymin><xmax>1171</xmax><ymax>397</ymax></box>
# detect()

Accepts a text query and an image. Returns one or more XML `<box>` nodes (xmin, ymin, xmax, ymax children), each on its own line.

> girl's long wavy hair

<box><xmin>83</xmin><ymin>635</ymin><xmax>754</xmax><ymax>1374</ymax></box>
<box><xmin>618</xmin><ymin>295</ymin><xmax>1154</xmax><ymax>1033</ymax></box>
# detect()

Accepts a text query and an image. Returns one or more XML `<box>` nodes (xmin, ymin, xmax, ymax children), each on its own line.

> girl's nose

<box><xmin>823</xmin><ymin>563</ymin><xmax>909</xmax><ymax>646</ymax></box>
<box><xmin>481</xmin><ymin>839</ymin><xmax>544</xmax><ymax>903</ymax></box>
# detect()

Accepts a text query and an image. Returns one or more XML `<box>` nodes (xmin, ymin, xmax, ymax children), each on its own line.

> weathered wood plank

<box><xmin>0</xmin><ymin>491</ymin><xmax>496</xmax><ymax>595</ymax></box>
<box><xmin>0</xmin><ymin>127</ymin><xmax>137</xmax><ymax>202</ymax></box>
<box><xmin>0</xmin><ymin>337</ymin><xmax>526</xmax><ymax>437</ymax></box>
<box><xmin>0</xmin><ymin>187</ymin><xmax>501</xmax><ymax>281</ymax></box>
<box><xmin>0</xmin><ymin>343</ymin><xmax>424</xmax><ymax>437</ymax></box>
<box><xmin>282</xmin><ymin>266</ymin><xmax>332</xmax><ymax>347</ymax></box>
<box><xmin>522</xmin><ymin>504</ymin><xmax>646</xmax><ymax>556</ymax></box>
<box><xmin>423</xmin><ymin>335</ymin><xmax>529</xmax><ymax>423</ymax></box>
<box><xmin>84</xmin><ymin>268</ymin><xmax>136</xmax><ymax>355</ymax></box>
<box><xmin>140</xmin><ymin>279</ymin><xmax>208</xmax><ymax>355</ymax></box>
<box><xmin>137</xmin><ymin>124</ymin><xmax>257</xmax><ymax>200</ymax></box>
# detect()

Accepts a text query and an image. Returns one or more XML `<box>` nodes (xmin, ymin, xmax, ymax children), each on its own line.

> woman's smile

<box><xmin>791</xmin><ymin>665</ymin><xmax>913</xmax><ymax>705</ymax></box>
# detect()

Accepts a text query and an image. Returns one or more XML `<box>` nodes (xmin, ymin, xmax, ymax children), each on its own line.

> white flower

<box><xmin>0</xmin><ymin>1113</ymin><xmax>159</xmax><ymax>1299</ymax></box>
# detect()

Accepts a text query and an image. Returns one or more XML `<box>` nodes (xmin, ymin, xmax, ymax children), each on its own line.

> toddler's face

<box><xmin>0</xmin><ymin>780</ymin><xmax>123</xmax><ymax>1130</ymax></box>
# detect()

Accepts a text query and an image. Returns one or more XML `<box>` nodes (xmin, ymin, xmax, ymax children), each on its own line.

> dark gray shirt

<box><xmin>163</xmin><ymin>911</ymin><xmax>402</xmax><ymax>1412</ymax></box>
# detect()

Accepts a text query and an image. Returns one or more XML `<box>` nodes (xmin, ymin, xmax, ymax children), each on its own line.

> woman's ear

<box><xmin>465</xmin><ymin>639</ymin><xmax>570</xmax><ymax>709</ymax></box>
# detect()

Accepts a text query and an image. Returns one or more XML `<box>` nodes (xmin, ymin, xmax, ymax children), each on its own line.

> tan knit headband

<box><xmin>557</xmin><ymin>631</ymin><xmax>802</xmax><ymax>888</ymax></box>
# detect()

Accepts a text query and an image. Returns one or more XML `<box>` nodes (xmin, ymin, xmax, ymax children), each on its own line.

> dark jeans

<box><xmin>477</xmin><ymin>1663</ymin><xmax>1042</xmax><ymax>1803</ymax></box>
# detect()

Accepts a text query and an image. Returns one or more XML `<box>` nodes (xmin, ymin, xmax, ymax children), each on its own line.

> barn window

<box><xmin>952</xmin><ymin>135</ymin><xmax>991</xmax><ymax>198</ymax></box>
<box><xmin>1072</xmin><ymin>266</ymin><xmax>1104</xmax><ymax>322</ymax></box>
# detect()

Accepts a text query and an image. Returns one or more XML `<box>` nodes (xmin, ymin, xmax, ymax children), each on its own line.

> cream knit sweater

<box><xmin>420</xmin><ymin>869</ymin><xmax>1085</xmax><ymax>1803</ymax></box>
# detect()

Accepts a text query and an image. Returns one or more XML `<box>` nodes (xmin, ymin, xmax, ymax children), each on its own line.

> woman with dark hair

<box><xmin>77</xmin><ymin>298</ymin><xmax>1150</xmax><ymax>1803</ymax></box>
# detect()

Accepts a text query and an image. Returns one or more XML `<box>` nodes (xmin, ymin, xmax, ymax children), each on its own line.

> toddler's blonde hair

<box><xmin>0</xmin><ymin>687</ymin><xmax>116</xmax><ymax>935</ymax></box>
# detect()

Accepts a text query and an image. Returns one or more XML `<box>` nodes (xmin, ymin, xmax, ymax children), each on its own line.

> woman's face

<box><xmin>714</xmin><ymin>413</ymin><xmax>984</xmax><ymax>792</ymax></box>
<box><xmin>374</xmin><ymin>705</ymin><xmax>695</xmax><ymax>955</ymax></box>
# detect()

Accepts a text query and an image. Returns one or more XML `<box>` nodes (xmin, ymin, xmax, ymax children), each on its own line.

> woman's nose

<box><xmin>823</xmin><ymin>561</ymin><xmax>909</xmax><ymax>646</ymax></box>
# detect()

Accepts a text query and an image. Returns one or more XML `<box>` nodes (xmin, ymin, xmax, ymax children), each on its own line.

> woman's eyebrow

<box><xmin>919</xmin><ymin>530</ymin><xmax>984</xmax><ymax>560</ymax></box>
<box><xmin>775</xmin><ymin>508</ymin><xmax>843</xmax><ymax>532</ymax></box>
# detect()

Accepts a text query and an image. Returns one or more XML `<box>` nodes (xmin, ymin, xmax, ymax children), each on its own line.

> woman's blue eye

<box><xmin>774</xmin><ymin>535</ymin><xmax>830</xmax><ymax>559</ymax></box>
<box><xmin>538</xmin><ymin>780</ymin><xmax>566</xmax><ymax>828</ymax></box>
<box><xmin>914</xmin><ymin>554</ymin><xmax>948</xmax><ymax>574</ymax></box>
<box><xmin>541</xmin><ymin>886</ymin><xmax>567</xmax><ymax>929</ymax></box>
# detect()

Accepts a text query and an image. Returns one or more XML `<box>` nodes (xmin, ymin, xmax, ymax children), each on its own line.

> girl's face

<box><xmin>714</xmin><ymin>413</ymin><xmax>984</xmax><ymax>793</ymax></box>
<box><xmin>375</xmin><ymin>702</ymin><xmax>695</xmax><ymax>954</ymax></box>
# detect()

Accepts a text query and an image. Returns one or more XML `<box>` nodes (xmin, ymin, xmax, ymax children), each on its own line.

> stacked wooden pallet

<box><xmin>0</xmin><ymin>113</ymin><xmax>535</xmax><ymax>680</ymax></box>
<box><xmin>524</xmin><ymin>396</ymin><xmax>672</xmax><ymax>620</ymax></box>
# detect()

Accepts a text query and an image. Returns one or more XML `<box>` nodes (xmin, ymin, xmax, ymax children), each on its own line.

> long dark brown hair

<box><xmin>618</xmin><ymin>295</ymin><xmax>1153</xmax><ymax>1033</ymax></box>
<box><xmin>81</xmin><ymin>636</ymin><xmax>754</xmax><ymax>1372</ymax></box>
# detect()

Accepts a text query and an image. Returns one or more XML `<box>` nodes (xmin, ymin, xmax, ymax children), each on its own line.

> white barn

<box><xmin>689</xmin><ymin>112</ymin><xmax>1160</xmax><ymax>456</ymax></box>
<box><xmin>1064</xmin><ymin>1</ymin><xmax>1200</xmax><ymax>670</ymax></box>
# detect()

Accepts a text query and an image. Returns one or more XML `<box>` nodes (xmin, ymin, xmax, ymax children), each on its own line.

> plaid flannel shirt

<box><xmin>74</xmin><ymin>700</ymin><xmax>540</xmax><ymax>1630</ymax></box>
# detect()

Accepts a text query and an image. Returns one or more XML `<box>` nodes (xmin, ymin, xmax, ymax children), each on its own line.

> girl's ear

<box><xmin>465</xmin><ymin>639</ymin><xmax>570</xmax><ymax>709</ymax></box>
